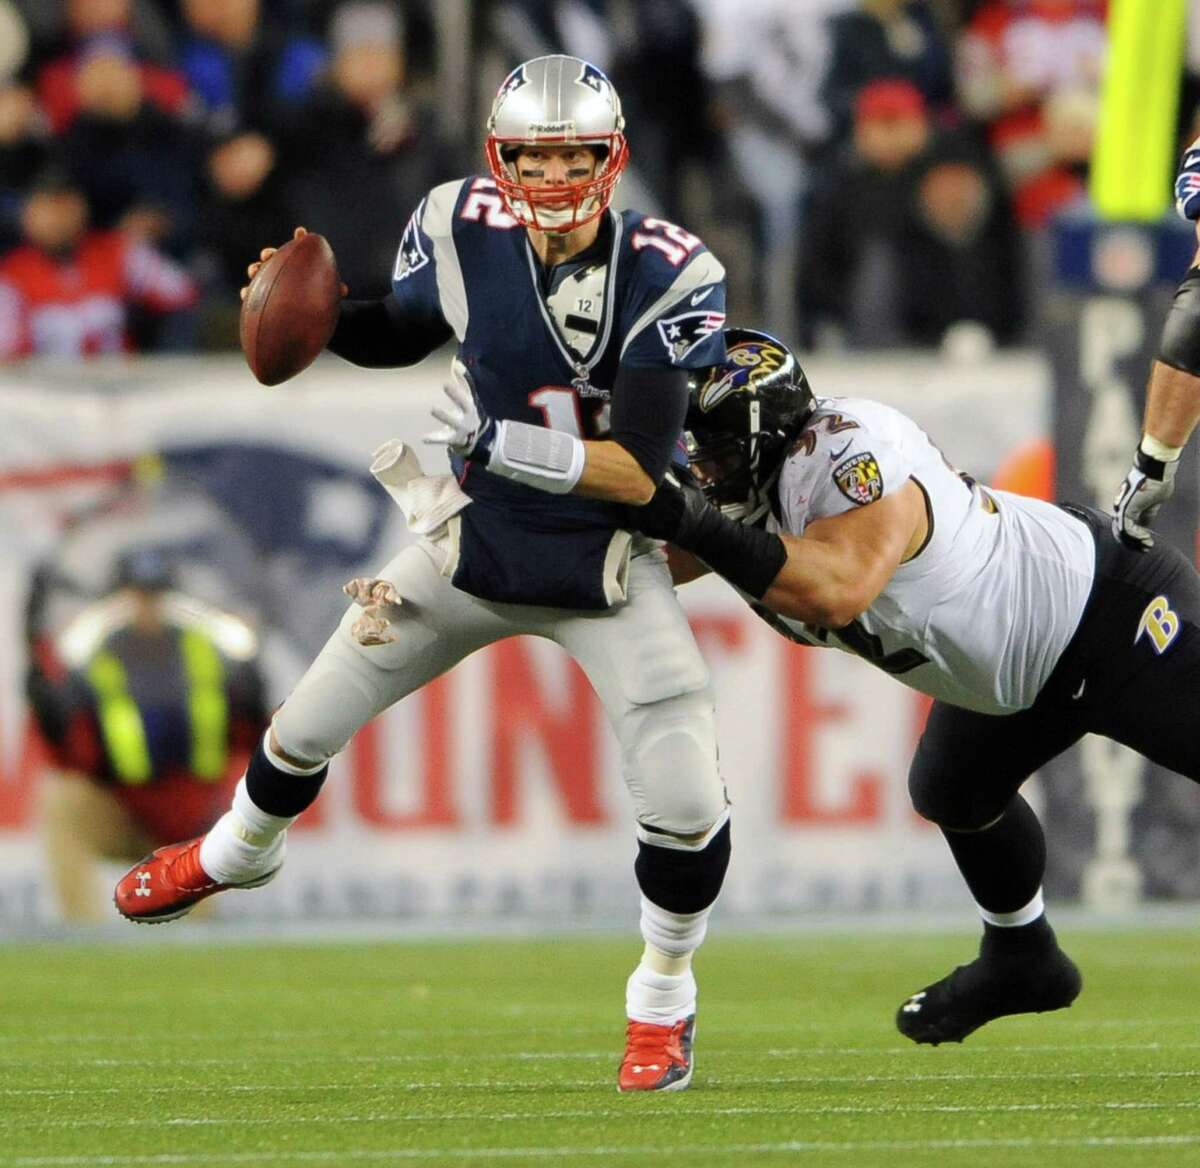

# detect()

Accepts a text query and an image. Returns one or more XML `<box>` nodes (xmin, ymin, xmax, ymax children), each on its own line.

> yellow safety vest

<box><xmin>86</xmin><ymin>628</ymin><xmax>229</xmax><ymax>785</ymax></box>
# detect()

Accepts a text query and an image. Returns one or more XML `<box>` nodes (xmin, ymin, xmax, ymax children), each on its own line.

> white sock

<box><xmin>199</xmin><ymin>779</ymin><xmax>290</xmax><ymax>884</ymax></box>
<box><xmin>979</xmin><ymin>887</ymin><xmax>1045</xmax><ymax>928</ymax></box>
<box><xmin>626</xmin><ymin>962</ymin><xmax>697</xmax><ymax>1025</ymax></box>
<box><xmin>230</xmin><ymin>776</ymin><xmax>295</xmax><ymax>845</ymax></box>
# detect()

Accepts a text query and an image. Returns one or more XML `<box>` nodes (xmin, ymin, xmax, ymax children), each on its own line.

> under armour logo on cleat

<box><xmin>134</xmin><ymin>871</ymin><xmax>152</xmax><ymax>898</ymax></box>
<box><xmin>631</xmin><ymin>1064</ymin><xmax>662</xmax><ymax>1073</ymax></box>
<box><xmin>901</xmin><ymin>991</ymin><xmax>926</xmax><ymax>1014</ymax></box>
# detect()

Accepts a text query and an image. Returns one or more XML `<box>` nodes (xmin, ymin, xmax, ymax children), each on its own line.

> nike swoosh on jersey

<box><xmin>830</xmin><ymin>441</ymin><xmax>852</xmax><ymax>460</ymax></box>
<box><xmin>690</xmin><ymin>287</ymin><xmax>714</xmax><ymax>306</ymax></box>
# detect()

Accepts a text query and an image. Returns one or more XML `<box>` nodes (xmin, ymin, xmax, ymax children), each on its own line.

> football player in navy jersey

<box><xmin>114</xmin><ymin>55</ymin><xmax>730</xmax><ymax>1093</ymax></box>
<box><xmin>628</xmin><ymin>324</ymin><xmax>1200</xmax><ymax>1048</ymax></box>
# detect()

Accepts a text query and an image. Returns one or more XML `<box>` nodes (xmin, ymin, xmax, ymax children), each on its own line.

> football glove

<box><xmin>1113</xmin><ymin>445</ymin><xmax>1179</xmax><ymax>551</ymax></box>
<box><xmin>626</xmin><ymin>470</ymin><xmax>788</xmax><ymax>600</ymax></box>
<box><xmin>424</xmin><ymin>358</ymin><xmax>495</xmax><ymax>461</ymax></box>
<box><xmin>624</xmin><ymin>470</ymin><xmax>711</xmax><ymax>544</ymax></box>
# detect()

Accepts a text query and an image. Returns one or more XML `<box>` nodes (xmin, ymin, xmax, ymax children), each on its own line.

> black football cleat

<box><xmin>897</xmin><ymin>930</ymin><xmax>1082</xmax><ymax>1045</ymax></box>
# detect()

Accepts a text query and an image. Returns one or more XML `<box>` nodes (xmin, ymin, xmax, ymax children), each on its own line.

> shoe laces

<box><xmin>167</xmin><ymin>842</ymin><xmax>216</xmax><ymax>892</ymax></box>
<box><xmin>623</xmin><ymin>1019</ymin><xmax>688</xmax><ymax>1068</ymax></box>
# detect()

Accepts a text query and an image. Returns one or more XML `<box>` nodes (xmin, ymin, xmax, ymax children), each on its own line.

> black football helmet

<box><xmin>683</xmin><ymin>328</ymin><xmax>815</xmax><ymax>521</ymax></box>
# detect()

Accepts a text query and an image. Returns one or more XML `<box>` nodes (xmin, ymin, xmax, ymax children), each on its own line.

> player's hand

<box><xmin>1113</xmin><ymin>446</ymin><xmax>1179</xmax><ymax>551</ymax></box>
<box><xmin>240</xmin><ymin>227</ymin><xmax>348</xmax><ymax>302</ymax></box>
<box><xmin>424</xmin><ymin>359</ymin><xmax>495</xmax><ymax>459</ymax></box>
<box><xmin>623</xmin><ymin>470</ymin><xmax>712</xmax><ymax>546</ymax></box>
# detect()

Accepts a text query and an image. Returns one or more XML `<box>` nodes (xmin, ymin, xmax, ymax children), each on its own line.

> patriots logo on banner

<box><xmin>392</xmin><ymin>201</ymin><xmax>429</xmax><ymax>283</ymax></box>
<box><xmin>833</xmin><ymin>451</ymin><xmax>883</xmax><ymax>505</ymax></box>
<box><xmin>657</xmin><ymin>310</ymin><xmax>726</xmax><ymax>364</ymax></box>
<box><xmin>496</xmin><ymin>65</ymin><xmax>529</xmax><ymax>104</ymax></box>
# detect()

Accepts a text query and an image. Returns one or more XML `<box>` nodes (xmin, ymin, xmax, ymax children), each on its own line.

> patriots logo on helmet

<box><xmin>697</xmin><ymin>340</ymin><xmax>787</xmax><ymax>411</ymax></box>
<box><xmin>577</xmin><ymin>61</ymin><xmax>613</xmax><ymax>103</ymax></box>
<box><xmin>392</xmin><ymin>201</ymin><xmax>429</xmax><ymax>283</ymax></box>
<box><xmin>657</xmin><ymin>310</ymin><xmax>726</xmax><ymax>364</ymax></box>
<box><xmin>496</xmin><ymin>65</ymin><xmax>529</xmax><ymax>104</ymax></box>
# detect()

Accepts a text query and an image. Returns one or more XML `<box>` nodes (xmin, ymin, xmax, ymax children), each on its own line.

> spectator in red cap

<box><xmin>853</xmin><ymin>78</ymin><xmax>931</xmax><ymax>173</ymax></box>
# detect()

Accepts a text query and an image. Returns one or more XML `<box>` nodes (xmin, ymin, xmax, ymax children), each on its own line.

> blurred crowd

<box><xmin>0</xmin><ymin>0</ymin><xmax>1196</xmax><ymax>360</ymax></box>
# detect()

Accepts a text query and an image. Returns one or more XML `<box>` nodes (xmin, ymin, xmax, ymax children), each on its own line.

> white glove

<box><xmin>424</xmin><ymin>358</ymin><xmax>495</xmax><ymax>459</ymax></box>
<box><xmin>1113</xmin><ymin>446</ymin><xmax>1179</xmax><ymax>550</ymax></box>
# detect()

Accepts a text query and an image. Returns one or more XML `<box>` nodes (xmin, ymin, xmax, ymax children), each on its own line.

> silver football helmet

<box><xmin>486</xmin><ymin>54</ymin><xmax>629</xmax><ymax>233</ymax></box>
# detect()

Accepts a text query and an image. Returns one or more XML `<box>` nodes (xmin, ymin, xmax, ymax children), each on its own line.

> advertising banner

<box><xmin>0</xmin><ymin>353</ymin><xmax>1050</xmax><ymax>928</ymax></box>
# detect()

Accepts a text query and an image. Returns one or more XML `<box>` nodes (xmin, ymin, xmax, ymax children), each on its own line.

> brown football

<box><xmin>239</xmin><ymin>232</ymin><xmax>341</xmax><ymax>386</ymax></box>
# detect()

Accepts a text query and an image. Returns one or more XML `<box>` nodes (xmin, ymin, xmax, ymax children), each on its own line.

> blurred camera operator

<box><xmin>27</xmin><ymin>547</ymin><xmax>268</xmax><ymax>922</ymax></box>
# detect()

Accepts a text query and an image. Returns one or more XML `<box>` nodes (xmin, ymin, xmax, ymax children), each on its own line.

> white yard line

<box><xmin>0</xmin><ymin>1039</ymin><xmax>1193</xmax><ymax>1068</ymax></box>
<box><xmin>4</xmin><ymin>1099</ymin><xmax>1200</xmax><ymax>1131</ymax></box>
<box><xmin>6</xmin><ymin>1134</ymin><xmax>1200</xmax><ymax>1166</ymax></box>
<box><xmin>7</xmin><ymin>1066</ymin><xmax>1200</xmax><ymax>1099</ymax></box>
<box><xmin>0</xmin><ymin>1017</ymin><xmax>1189</xmax><ymax>1047</ymax></box>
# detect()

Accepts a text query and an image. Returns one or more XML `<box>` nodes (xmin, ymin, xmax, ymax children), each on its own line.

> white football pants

<box><xmin>272</xmin><ymin>537</ymin><xmax>726</xmax><ymax>834</ymax></box>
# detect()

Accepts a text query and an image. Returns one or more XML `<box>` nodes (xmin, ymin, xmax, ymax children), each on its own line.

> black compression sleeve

<box><xmin>326</xmin><ymin>294</ymin><xmax>453</xmax><ymax>368</ymax></box>
<box><xmin>609</xmin><ymin>364</ymin><xmax>689</xmax><ymax>482</ymax></box>
<box><xmin>1158</xmin><ymin>266</ymin><xmax>1200</xmax><ymax>375</ymax></box>
<box><xmin>683</xmin><ymin>508</ymin><xmax>789</xmax><ymax>600</ymax></box>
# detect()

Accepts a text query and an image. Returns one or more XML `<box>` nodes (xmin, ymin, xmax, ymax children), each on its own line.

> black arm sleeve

<box><xmin>326</xmin><ymin>294</ymin><xmax>453</xmax><ymax>368</ymax></box>
<box><xmin>609</xmin><ymin>364</ymin><xmax>689</xmax><ymax>483</ymax></box>
<box><xmin>1158</xmin><ymin>266</ymin><xmax>1200</xmax><ymax>375</ymax></box>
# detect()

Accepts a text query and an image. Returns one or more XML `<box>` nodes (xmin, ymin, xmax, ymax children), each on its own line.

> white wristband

<box><xmin>1141</xmin><ymin>433</ymin><xmax>1184</xmax><ymax>462</ymax></box>
<box><xmin>487</xmin><ymin>419</ymin><xmax>586</xmax><ymax>494</ymax></box>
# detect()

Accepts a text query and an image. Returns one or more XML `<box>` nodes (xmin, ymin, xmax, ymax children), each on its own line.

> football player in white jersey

<box><xmin>113</xmin><ymin>56</ymin><xmax>733</xmax><ymax>1092</ymax></box>
<box><xmin>629</xmin><ymin>327</ymin><xmax>1200</xmax><ymax>1044</ymax></box>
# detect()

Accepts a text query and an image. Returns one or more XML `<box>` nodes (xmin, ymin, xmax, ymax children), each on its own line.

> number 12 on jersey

<box><xmin>630</xmin><ymin>218</ymin><xmax>700</xmax><ymax>267</ymax></box>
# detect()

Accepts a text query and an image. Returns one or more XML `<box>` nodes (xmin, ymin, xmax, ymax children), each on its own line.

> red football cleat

<box><xmin>618</xmin><ymin>1015</ymin><xmax>695</xmax><ymax>1092</ymax></box>
<box><xmin>113</xmin><ymin>837</ymin><xmax>280</xmax><ymax>924</ymax></box>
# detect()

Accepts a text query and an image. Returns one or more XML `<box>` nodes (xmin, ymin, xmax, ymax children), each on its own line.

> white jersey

<box><xmin>767</xmin><ymin>397</ymin><xmax>1096</xmax><ymax>713</ymax></box>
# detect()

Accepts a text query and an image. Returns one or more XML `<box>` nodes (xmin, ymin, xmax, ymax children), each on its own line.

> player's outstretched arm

<box><xmin>1114</xmin><ymin>223</ymin><xmax>1200</xmax><ymax>550</ymax></box>
<box><xmin>627</xmin><ymin>473</ymin><xmax>924</xmax><ymax>627</ymax></box>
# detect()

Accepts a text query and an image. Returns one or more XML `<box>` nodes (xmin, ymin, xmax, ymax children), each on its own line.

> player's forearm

<box><xmin>573</xmin><ymin>440</ymin><xmax>656</xmax><ymax>504</ymax></box>
<box><xmin>761</xmin><ymin>536</ymin><xmax>881</xmax><ymax>629</ymax></box>
<box><xmin>327</xmin><ymin>296</ymin><xmax>452</xmax><ymax>368</ymax></box>
<box><xmin>1143</xmin><ymin>360</ymin><xmax>1200</xmax><ymax>452</ymax></box>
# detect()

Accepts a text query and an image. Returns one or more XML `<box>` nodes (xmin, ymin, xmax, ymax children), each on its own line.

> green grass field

<box><xmin>3</xmin><ymin>926</ymin><xmax>1200</xmax><ymax>1167</ymax></box>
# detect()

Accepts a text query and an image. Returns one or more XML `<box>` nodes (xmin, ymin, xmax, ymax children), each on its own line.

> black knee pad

<box><xmin>245</xmin><ymin>739</ymin><xmax>328</xmax><ymax>818</ymax></box>
<box><xmin>635</xmin><ymin>820</ymin><xmax>731</xmax><ymax>914</ymax></box>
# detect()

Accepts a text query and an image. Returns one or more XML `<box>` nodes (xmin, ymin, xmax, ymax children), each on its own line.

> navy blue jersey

<box><xmin>390</xmin><ymin>176</ymin><xmax>726</xmax><ymax>607</ymax></box>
